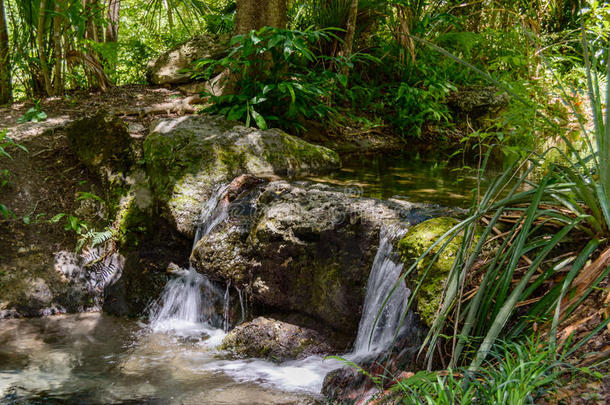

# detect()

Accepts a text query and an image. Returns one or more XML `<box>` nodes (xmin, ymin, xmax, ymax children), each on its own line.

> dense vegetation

<box><xmin>1</xmin><ymin>0</ymin><xmax>609</xmax><ymax>403</ymax></box>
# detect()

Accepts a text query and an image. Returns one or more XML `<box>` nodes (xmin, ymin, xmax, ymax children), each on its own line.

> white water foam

<box><xmin>202</xmin><ymin>226</ymin><xmax>411</xmax><ymax>393</ymax></box>
<box><xmin>150</xmin><ymin>184</ymin><xmax>412</xmax><ymax>394</ymax></box>
<box><xmin>149</xmin><ymin>184</ymin><xmax>230</xmax><ymax>337</ymax></box>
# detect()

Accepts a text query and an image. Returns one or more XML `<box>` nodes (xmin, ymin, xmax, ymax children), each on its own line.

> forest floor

<box><xmin>0</xmin><ymin>85</ymin><xmax>195</xmax><ymax>317</ymax></box>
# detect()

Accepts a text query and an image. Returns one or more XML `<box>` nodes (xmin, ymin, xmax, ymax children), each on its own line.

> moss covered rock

<box><xmin>192</xmin><ymin>180</ymin><xmax>440</xmax><ymax>337</ymax></box>
<box><xmin>220</xmin><ymin>317</ymin><xmax>334</xmax><ymax>362</ymax></box>
<box><xmin>146</xmin><ymin>33</ymin><xmax>230</xmax><ymax>85</ymax></box>
<box><xmin>66</xmin><ymin>112</ymin><xmax>133</xmax><ymax>174</ymax></box>
<box><xmin>144</xmin><ymin>115</ymin><xmax>341</xmax><ymax>237</ymax></box>
<box><xmin>398</xmin><ymin>217</ymin><xmax>461</xmax><ymax>327</ymax></box>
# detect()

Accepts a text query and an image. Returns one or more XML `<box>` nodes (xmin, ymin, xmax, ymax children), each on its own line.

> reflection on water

<box><xmin>308</xmin><ymin>152</ymin><xmax>498</xmax><ymax>206</ymax></box>
<box><xmin>0</xmin><ymin>314</ymin><xmax>316</xmax><ymax>404</ymax></box>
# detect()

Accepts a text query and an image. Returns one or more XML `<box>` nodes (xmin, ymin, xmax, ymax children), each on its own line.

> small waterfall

<box><xmin>352</xmin><ymin>226</ymin><xmax>410</xmax><ymax>357</ymax></box>
<box><xmin>223</xmin><ymin>282</ymin><xmax>231</xmax><ymax>332</ymax></box>
<box><xmin>149</xmin><ymin>185</ymin><xmax>230</xmax><ymax>335</ymax></box>
<box><xmin>206</xmin><ymin>226</ymin><xmax>413</xmax><ymax>393</ymax></box>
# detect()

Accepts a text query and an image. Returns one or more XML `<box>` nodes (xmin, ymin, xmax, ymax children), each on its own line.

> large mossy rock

<box><xmin>447</xmin><ymin>86</ymin><xmax>509</xmax><ymax>127</ymax></box>
<box><xmin>66</xmin><ymin>112</ymin><xmax>133</xmax><ymax>175</ymax></box>
<box><xmin>220</xmin><ymin>317</ymin><xmax>334</xmax><ymax>362</ymax></box>
<box><xmin>146</xmin><ymin>34</ymin><xmax>229</xmax><ymax>85</ymax></box>
<box><xmin>143</xmin><ymin>115</ymin><xmax>341</xmax><ymax>237</ymax></box>
<box><xmin>398</xmin><ymin>217</ymin><xmax>461</xmax><ymax>327</ymax></box>
<box><xmin>191</xmin><ymin>179</ymin><xmax>442</xmax><ymax>337</ymax></box>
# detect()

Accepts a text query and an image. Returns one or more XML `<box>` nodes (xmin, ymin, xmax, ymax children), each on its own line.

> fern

<box><xmin>76</xmin><ymin>228</ymin><xmax>114</xmax><ymax>252</ymax></box>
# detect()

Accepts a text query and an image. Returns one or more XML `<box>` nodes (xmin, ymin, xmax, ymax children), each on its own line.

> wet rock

<box><xmin>322</xmin><ymin>313</ymin><xmax>426</xmax><ymax>403</ymax></box>
<box><xmin>192</xmin><ymin>179</ymin><xmax>445</xmax><ymax>338</ymax></box>
<box><xmin>398</xmin><ymin>217</ymin><xmax>461</xmax><ymax>326</ymax></box>
<box><xmin>146</xmin><ymin>34</ymin><xmax>229</xmax><ymax>85</ymax></box>
<box><xmin>144</xmin><ymin>115</ymin><xmax>340</xmax><ymax>237</ymax></box>
<box><xmin>220</xmin><ymin>317</ymin><xmax>334</xmax><ymax>362</ymax></box>
<box><xmin>447</xmin><ymin>85</ymin><xmax>510</xmax><ymax>124</ymax></box>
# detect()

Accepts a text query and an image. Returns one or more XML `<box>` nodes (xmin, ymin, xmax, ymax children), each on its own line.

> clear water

<box><xmin>0</xmin><ymin>155</ymin><xmax>457</xmax><ymax>404</ymax></box>
<box><xmin>352</xmin><ymin>226</ymin><xmax>410</xmax><ymax>356</ymax></box>
<box><xmin>0</xmin><ymin>314</ymin><xmax>316</xmax><ymax>404</ymax></box>
<box><xmin>307</xmin><ymin>151</ymin><xmax>500</xmax><ymax>206</ymax></box>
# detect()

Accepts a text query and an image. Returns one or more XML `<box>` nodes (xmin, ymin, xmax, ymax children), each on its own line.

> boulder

<box><xmin>447</xmin><ymin>85</ymin><xmax>510</xmax><ymax>125</ymax></box>
<box><xmin>66</xmin><ymin>112</ymin><xmax>133</xmax><ymax>175</ymax></box>
<box><xmin>220</xmin><ymin>317</ymin><xmax>334</xmax><ymax>362</ymax></box>
<box><xmin>191</xmin><ymin>179</ymin><xmax>445</xmax><ymax>337</ymax></box>
<box><xmin>398</xmin><ymin>217</ymin><xmax>461</xmax><ymax>326</ymax></box>
<box><xmin>146</xmin><ymin>34</ymin><xmax>230</xmax><ymax>85</ymax></box>
<box><xmin>143</xmin><ymin>115</ymin><xmax>341</xmax><ymax>237</ymax></box>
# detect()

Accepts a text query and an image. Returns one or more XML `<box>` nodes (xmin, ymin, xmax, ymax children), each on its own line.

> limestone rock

<box><xmin>146</xmin><ymin>34</ymin><xmax>229</xmax><ymax>85</ymax></box>
<box><xmin>66</xmin><ymin>112</ymin><xmax>133</xmax><ymax>174</ymax></box>
<box><xmin>143</xmin><ymin>115</ymin><xmax>341</xmax><ymax>237</ymax></box>
<box><xmin>192</xmin><ymin>179</ymin><xmax>444</xmax><ymax>336</ymax></box>
<box><xmin>398</xmin><ymin>217</ymin><xmax>461</xmax><ymax>326</ymax></box>
<box><xmin>447</xmin><ymin>85</ymin><xmax>510</xmax><ymax>123</ymax></box>
<box><xmin>220</xmin><ymin>317</ymin><xmax>334</xmax><ymax>362</ymax></box>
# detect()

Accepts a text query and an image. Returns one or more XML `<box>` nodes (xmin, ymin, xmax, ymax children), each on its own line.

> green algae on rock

<box><xmin>398</xmin><ymin>217</ymin><xmax>461</xmax><ymax>327</ymax></box>
<box><xmin>143</xmin><ymin>115</ymin><xmax>341</xmax><ymax>237</ymax></box>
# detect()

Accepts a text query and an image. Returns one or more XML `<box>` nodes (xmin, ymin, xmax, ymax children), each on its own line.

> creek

<box><xmin>0</xmin><ymin>152</ymin><xmax>483</xmax><ymax>404</ymax></box>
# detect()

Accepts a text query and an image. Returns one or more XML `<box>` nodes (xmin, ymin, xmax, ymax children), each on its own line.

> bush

<box><xmin>194</xmin><ymin>26</ymin><xmax>346</xmax><ymax>132</ymax></box>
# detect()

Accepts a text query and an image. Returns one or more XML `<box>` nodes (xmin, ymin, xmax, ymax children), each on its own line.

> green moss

<box><xmin>115</xmin><ymin>195</ymin><xmax>154</xmax><ymax>249</ymax></box>
<box><xmin>398</xmin><ymin>217</ymin><xmax>461</xmax><ymax>327</ymax></box>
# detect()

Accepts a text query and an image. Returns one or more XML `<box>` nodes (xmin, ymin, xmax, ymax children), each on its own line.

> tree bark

<box><xmin>52</xmin><ymin>0</ymin><xmax>63</xmax><ymax>95</ymax></box>
<box><xmin>234</xmin><ymin>0</ymin><xmax>287</xmax><ymax>35</ymax></box>
<box><xmin>0</xmin><ymin>0</ymin><xmax>11</xmax><ymax>103</ymax></box>
<box><xmin>105</xmin><ymin>0</ymin><xmax>120</xmax><ymax>43</ymax></box>
<box><xmin>338</xmin><ymin>0</ymin><xmax>358</xmax><ymax>77</ymax></box>
<box><xmin>37</xmin><ymin>0</ymin><xmax>53</xmax><ymax>96</ymax></box>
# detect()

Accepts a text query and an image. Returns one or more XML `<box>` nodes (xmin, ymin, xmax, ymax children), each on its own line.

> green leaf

<box><xmin>50</xmin><ymin>213</ymin><xmax>66</xmax><ymax>223</ymax></box>
<box><xmin>227</xmin><ymin>104</ymin><xmax>245</xmax><ymax>121</ymax></box>
<box><xmin>250</xmin><ymin>109</ymin><xmax>268</xmax><ymax>130</ymax></box>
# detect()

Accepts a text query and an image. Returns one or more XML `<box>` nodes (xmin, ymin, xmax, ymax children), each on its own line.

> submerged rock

<box><xmin>220</xmin><ymin>317</ymin><xmax>334</xmax><ymax>362</ymax></box>
<box><xmin>144</xmin><ymin>115</ymin><xmax>341</xmax><ymax>237</ymax></box>
<box><xmin>146</xmin><ymin>34</ymin><xmax>229</xmax><ymax>85</ymax></box>
<box><xmin>192</xmin><ymin>179</ymin><xmax>446</xmax><ymax>338</ymax></box>
<box><xmin>398</xmin><ymin>216</ymin><xmax>461</xmax><ymax>326</ymax></box>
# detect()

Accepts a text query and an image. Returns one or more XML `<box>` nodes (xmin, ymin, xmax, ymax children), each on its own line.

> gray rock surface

<box><xmin>143</xmin><ymin>115</ymin><xmax>341</xmax><ymax>237</ymax></box>
<box><xmin>146</xmin><ymin>34</ymin><xmax>229</xmax><ymax>85</ymax></box>
<box><xmin>220</xmin><ymin>316</ymin><xmax>334</xmax><ymax>362</ymax></box>
<box><xmin>192</xmin><ymin>179</ymin><xmax>446</xmax><ymax>337</ymax></box>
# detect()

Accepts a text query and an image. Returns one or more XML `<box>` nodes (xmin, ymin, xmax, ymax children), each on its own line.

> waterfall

<box><xmin>352</xmin><ymin>226</ymin><xmax>410</xmax><ymax>357</ymax></box>
<box><xmin>149</xmin><ymin>184</ymin><xmax>230</xmax><ymax>335</ymax></box>
<box><xmin>205</xmin><ymin>225</ymin><xmax>413</xmax><ymax>393</ymax></box>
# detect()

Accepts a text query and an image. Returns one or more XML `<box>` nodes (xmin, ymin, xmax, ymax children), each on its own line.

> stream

<box><xmin>0</xmin><ymin>152</ymin><xmax>480</xmax><ymax>404</ymax></box>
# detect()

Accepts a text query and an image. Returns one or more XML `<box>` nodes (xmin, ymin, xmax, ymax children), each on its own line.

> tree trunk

<box><xmin>106</xmin><ymin>0</ymin><xmax>120</xmax><ymax>43</ymax></box>
<box><xmin>338</xmin><ymin>0</ymin><xmax>358</xmax><ymax>77</ymax></box>
<box><xmin>37</xmin><ymin>0</ymin><xmax>53</xmax><ymax>96</ymax></box>
<box><xmin>234</xmin><ymin>0</ymin><xmax>287</xmax><ymax>35</ymax></box>
<box><xmin>52</xmin><ymin>0</ymin><xmax>63</xmax><ymax>95</ymax></box>
<box><xmin>0</xmin><ymin>0</ymin><xmax>11</xmax><ymax>103</ymax></box>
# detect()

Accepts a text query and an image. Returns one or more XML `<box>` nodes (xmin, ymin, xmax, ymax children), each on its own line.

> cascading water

<box><xmin>352</xmin><ymin>226</ymin><xmax>410</xmax><ymax>357</ymax></box>
<box><xmin>149</xmin><ymin>184</ymin><xmax>230</xmax><ymax>336</ymax></box>
<box><xmin>205</xmin><ymin>225</ymin><xmax>412</xmax><ymax>393</ymax></box>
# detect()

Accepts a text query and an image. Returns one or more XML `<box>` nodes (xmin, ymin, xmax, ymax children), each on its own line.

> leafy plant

<box><xmin>0</xmin><ymin>130</ymin><xmax>27</xmax><ymax>219</ymax></box>
<box><xmin>393</xmin><ymin>338</ymin><xmax>566</xmax><ymax>405</ymax></box>
<box><xmin>50</xmin><ymin>191</ymin><xmax>115</xmax><ymax>252</ymax></box>
<box><xmin>195</xmin><ymin>26</ymin><xmax>347</xmax><ymax>132</ymax></box>
<box><xmin>17</xmin><ymin>101</ymin><xmax>47</xmax><ymax>123</ymax></box>
<box><xmin>371</xmin><ymin>33</ymin><xmax>610</xmax><ymax>374</ymax></box>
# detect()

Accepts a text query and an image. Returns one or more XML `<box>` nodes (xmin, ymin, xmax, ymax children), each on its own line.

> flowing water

<box><xmin>0</xmin><ymin>155</ymin><xmax>449</xmax><ymax>404</ymax></box>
